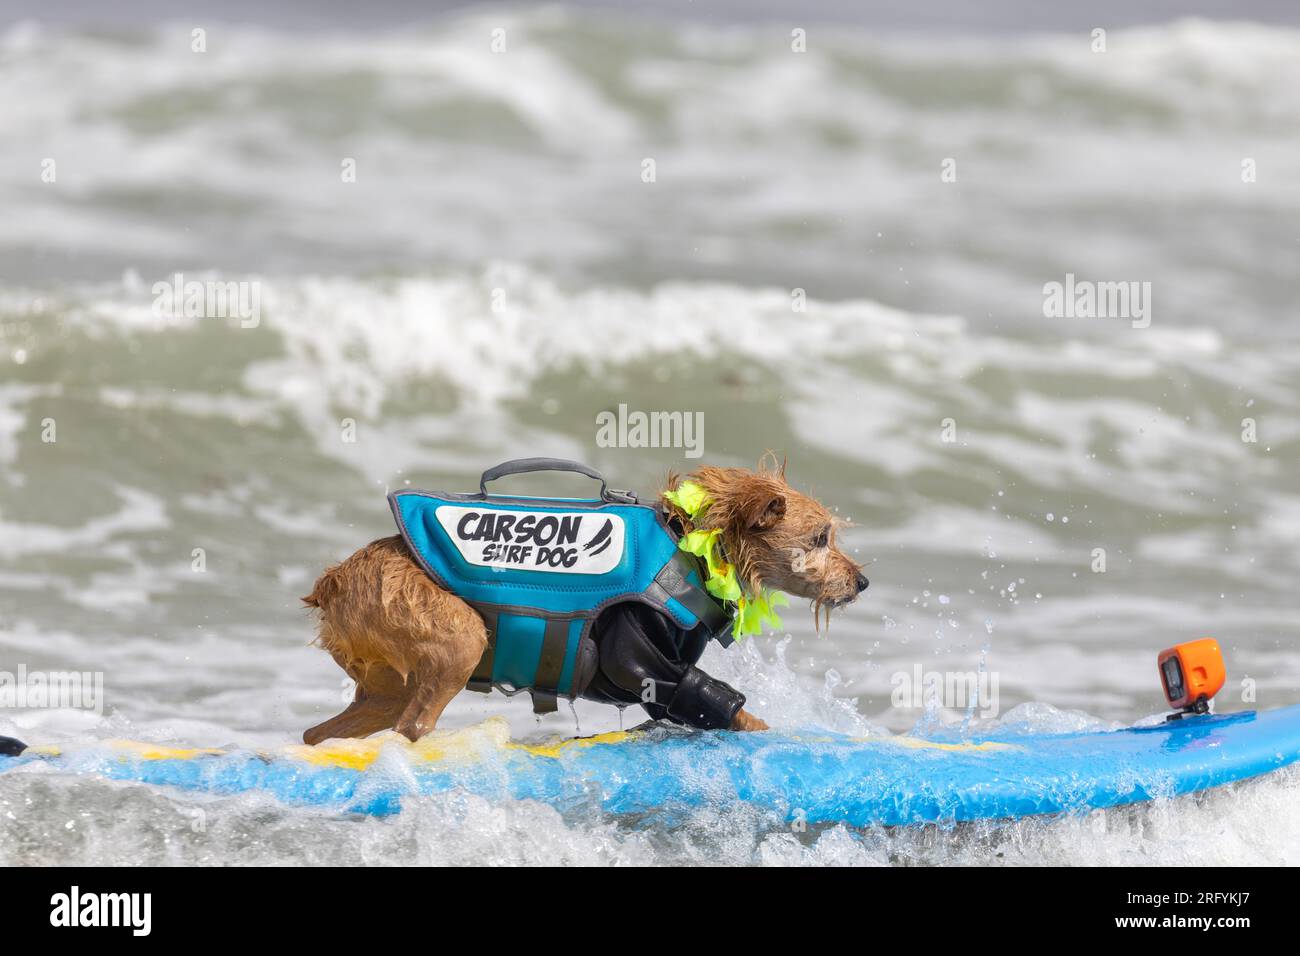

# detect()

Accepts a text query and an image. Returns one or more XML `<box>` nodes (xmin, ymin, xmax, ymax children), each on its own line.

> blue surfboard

<box><xmin>3</xmin><ymin>705</ymin><xmax>1299</xmax><ymax>824</ymax></box>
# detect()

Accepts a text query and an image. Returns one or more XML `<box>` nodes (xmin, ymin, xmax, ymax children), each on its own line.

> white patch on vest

<box><xmin>435</xmin><ymin>505</ymin><xmax>626</xmax><ymax>575</ymax></box>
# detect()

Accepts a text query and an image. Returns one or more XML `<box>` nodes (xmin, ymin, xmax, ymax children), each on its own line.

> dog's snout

<box><xmin>855</xmin><ymin>572</ymin><xmax>870</xmax><ymax>593</ymax></box>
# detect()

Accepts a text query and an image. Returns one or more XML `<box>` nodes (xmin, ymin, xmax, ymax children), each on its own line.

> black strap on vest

<box><xmin>653</xmin><ymin>552</ymin><xmax>733</xmax><ymax>645</ymax></box>
<box><xmin>530</xmin><ymin>618</ymin><xmax>570</xmax><ymax>714</ymax></box>
<box><xmin>467</xmin><ymin>609</ymin><xmax>570</xmax><ymax>715</ymax></box>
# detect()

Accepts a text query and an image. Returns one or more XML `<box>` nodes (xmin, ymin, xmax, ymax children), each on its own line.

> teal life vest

<box><xmin>389</xmin><ymin>459</ymin><xmax>732</xmax><ymax>714</ymax></box>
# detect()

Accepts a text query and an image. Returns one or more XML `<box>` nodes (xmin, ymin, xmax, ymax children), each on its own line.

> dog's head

<box><xmin>666</xmin><ymin>457</ymin><xmax>868</xmax><ymax>626</ymax></box>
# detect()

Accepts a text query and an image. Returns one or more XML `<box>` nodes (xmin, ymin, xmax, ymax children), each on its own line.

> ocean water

<box><xmin>1</xmin><ymin>7</ymin><xmax>1298</xmax><ymax>865</ymax></box>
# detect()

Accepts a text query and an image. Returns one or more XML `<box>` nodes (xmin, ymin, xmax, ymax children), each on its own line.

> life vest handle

<box><xmin>479</xmin><ymin>457</ymin><xmax>633</xmax><ymax>503</ymax></box>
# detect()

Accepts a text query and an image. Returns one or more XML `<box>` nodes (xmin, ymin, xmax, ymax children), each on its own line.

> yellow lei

<box><xmin>662</xmin><ymin>481</ymin><xmax>788</xmax><ymax>640</ymax></box>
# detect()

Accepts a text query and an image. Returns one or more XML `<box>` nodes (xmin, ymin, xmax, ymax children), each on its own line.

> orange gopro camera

<box><xmin>1158</xmin><ymin>638</ymin><xmax>1225</xmax><ymax>717</ymax></box>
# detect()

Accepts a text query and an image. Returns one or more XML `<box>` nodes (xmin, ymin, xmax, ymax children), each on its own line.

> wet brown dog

<box><xmin>301</xmin><ymin>460</ymin><xmax>866</xmax><ymax>744</ymax></box>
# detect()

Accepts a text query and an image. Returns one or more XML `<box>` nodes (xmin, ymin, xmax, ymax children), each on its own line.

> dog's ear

<box><xmin>741</xmin><ymin>490</ymin><xmax>786</xmax><ymax>532</ymax></box>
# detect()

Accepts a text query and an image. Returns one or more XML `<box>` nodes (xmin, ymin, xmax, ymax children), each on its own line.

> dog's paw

<box><xmin>730</xmin><ymin>709</ymin><xmax>770</xmax><ymax>732</ymax></box>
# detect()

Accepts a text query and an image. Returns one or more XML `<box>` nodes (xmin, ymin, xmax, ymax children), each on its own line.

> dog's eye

<box><xmin>812</xmin><ymin>527</ymin><xmax>830</xmax><ymax>549</ymax></box>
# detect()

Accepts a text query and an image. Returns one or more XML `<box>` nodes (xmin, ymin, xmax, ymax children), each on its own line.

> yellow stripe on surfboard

<box><xmin>33</xmin><ymin>740</ymin><xmax>228</xmax><ymax>761</ymax></box>
<box><xmin>785</xmin><ymin>733</ymin><xmax>1019</xmax><ymax>754</ymax></box>
<box><xmin>280</xmin><ymin>720</ymin><xmax>634</xmax><ymax>770</ymax></box>
<box><xmin>26</xmin><ymin>719</ymin><xmax>1015</xmax><ymax>769</ymax></box>
<box><xmin>510</xmin><ymin>730</ymin><xmax>632</xmax><ymax>758</ymax></box>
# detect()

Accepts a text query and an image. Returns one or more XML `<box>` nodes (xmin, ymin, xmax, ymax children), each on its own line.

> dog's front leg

<box><xmin>730</xmin><ymin>709</ymin><xmax>769</xmax><ymax>732</ymax></box>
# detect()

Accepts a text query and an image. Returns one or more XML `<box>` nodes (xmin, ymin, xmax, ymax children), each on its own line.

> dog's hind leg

<box><xmin>302</xmin><ymin>661</ymin><xmax>413</xmax><ymax>745</ymax></box>
<box><xmin>393</xmin><ymin>627</ymin><xmax>486</xmax><ymax>742</ymax></box>
<box><xmin>302</xmin><ymin>534</ymin><xmax>487</xmax><ymax>743</ymax></box>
